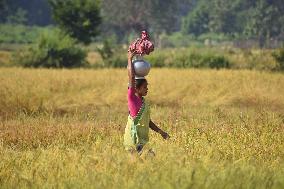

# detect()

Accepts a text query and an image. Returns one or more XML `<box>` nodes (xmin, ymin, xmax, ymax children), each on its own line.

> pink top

<box><xmin>128</xmin><ymin>87</ymin><xmax>142</xmax><ymax>117</ymax></box>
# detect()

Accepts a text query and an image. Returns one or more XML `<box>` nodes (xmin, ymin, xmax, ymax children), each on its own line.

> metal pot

<box><xmin>133</xmin><ymin>57</ymin><xmax>151</xmax><ymax>77</ymax></box>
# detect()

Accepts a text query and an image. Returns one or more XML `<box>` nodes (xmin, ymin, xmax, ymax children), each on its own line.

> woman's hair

<box><xmin>135</xmin><ymin>79</ymin><xmax>147</xmax><ymax>89</ymax></box>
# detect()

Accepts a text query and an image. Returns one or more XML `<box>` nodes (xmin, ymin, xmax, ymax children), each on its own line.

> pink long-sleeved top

<box><xmin>127</xmin><ymin>87</ymin><xmax>143</xmax><ymax>118</ymax></box>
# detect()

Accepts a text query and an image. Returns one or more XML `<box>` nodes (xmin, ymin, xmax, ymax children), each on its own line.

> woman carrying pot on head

<box><xmin>123</xmin><ymin>51</ymin><xmax>170</xmax><ymax>154</ymax></box>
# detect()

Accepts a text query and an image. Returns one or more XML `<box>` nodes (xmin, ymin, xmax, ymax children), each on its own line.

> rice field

<box><xmin>0</xmin><ymin>68</ymin><xmax>284</xmax><ymax>189</ymax></box>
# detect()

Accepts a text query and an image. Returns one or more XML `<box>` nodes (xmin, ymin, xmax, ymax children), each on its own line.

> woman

<box><xmin>123</xmin><ymin>52</ymin><xmax>170</xmax><ymax>154</ymax></box>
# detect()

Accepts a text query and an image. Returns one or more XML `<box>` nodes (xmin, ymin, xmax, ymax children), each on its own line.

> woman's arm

<box><xmin>149</xmin><ymin>120</ymin><xmax>170</xmax><ymax>140</ymax></box>
<box><xmin>128</xmin><ymin>52</ymin><xmax>135</xmax><ymax>87</ymax></box>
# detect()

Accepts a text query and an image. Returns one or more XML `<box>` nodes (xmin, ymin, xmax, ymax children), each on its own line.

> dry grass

<box><xmin>0</xmin><ymin>51</ymin><xmax>12</xmax><ymax>66</ymax></box>
<box><xmin>0</xmin><ymin>68</ymin><xmax>284</xmax><ymax>189</ymax></box>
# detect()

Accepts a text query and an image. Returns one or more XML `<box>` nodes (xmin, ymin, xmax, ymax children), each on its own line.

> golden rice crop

<box><xmin>0</xmin><ymin>68</ymin><xmax>283</xmax><ymax>189</ymax></box>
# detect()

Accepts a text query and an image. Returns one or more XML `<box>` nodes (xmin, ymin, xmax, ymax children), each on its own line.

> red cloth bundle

<box><xmin>128</xmin><ymin>30</ymin><xmax>154</xmax><ymax>55</ymax></box>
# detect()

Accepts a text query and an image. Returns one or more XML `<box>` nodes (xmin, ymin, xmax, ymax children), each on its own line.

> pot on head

<box><xmin>133</xmin><ymin>59</ymin><xmax>151</xmax><ymax>77</ymax></box>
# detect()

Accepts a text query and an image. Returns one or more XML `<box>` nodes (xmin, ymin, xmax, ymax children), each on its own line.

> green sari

<box><xmin>123</xmin><ymin>98</ymin><xmax>150</xmax><ymax>151</ymax></box>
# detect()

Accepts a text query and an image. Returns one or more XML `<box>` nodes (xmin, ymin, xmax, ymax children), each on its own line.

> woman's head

<box><xmin>135</xmin><ymin>79</ymin><xmax>148</xmax><ymax>96</ymax></box>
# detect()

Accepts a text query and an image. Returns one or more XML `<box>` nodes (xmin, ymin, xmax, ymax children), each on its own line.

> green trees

<box><xmin>181</xmin><ymin>1</ymin><xmax>210</xmax><ymax>35</ymax></box>
<box><xmin>147</xmin><ymin>0</ymin><xmax>179</xmax><ymax>34</ymax></box>
<box><xmin>0</xmin><ymin>0</ymin><xmax>283</xmax><ymax>48</ymax></box>
<box><xmin>49</xmin><ymin>0</ymin><xmax>101</xmax><ymax>44</ymax></box>
<box><xmin>15</xmin><ymin>30</ymin><xmax>87</xmax><ymax>68</ymax></box>
<box><xmin>101</xmin><ymin>0</ymin><xmax>181</xmax><ymax>41</ymax></box>
<box><xmin>0</xmin><ymin>0</ymin><xmax>6</xmax><ymax>10</ymax></box>
<box><xmin>0</xmin><ymin>0</ymin><xmax>52</xmax><ymax>25</ymax></box>
<box><xmin>208</xmin><ymin>0</ymin><xmax>241</xmax><ymax>34</ymax></box>
<box><xmin>14</xmin><ymin>0</ymin><xmax>102</xmax><ymax>68</ymax></box>
<box><xmin>243</xmin><ymin>0</ymin><xmax>284</xmax><ymax>47</ymax></box>
<box><xmin>182</xmin><ymin>0</ymin><xmax>243</xmax><ymax>36</ymax></box>
<box><xmin>181</xmin><ymin>0</ymin><xmax>284</xmax><ymax>46</ymax></box>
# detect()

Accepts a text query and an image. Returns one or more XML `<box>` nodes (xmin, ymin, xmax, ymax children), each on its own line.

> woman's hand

<box><xmin>128</xmin><ymin>51</ymin><xmax>136</xmax><ymax>87</ymax></box>
<box><xmin>149</xmin><ymin>120</ymin><xmax>170</xmax><ymax>140</ymax></box>
<box><xmin>128</xmin><ymin>51</ymin><xmax>135</xmax><ymax>61</ymax></box>
<box><xmin>160</xmin><ymin>131</ymin><xmax>170</xmax><ymax>140</ymax></box>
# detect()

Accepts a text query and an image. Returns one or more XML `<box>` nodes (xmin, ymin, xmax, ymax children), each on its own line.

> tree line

<box><xmin>0</xmin><ymin>0</ymin><xmax>284</xmax><ymax>46</ymax></box>
<box><xmin>182</xmin><ymin>0</ymin><xmax>284</xmax><ymax>47</ymax></box>
<box><xmin>2</xmin><ymin>0</ymin><xmax>284</xmax><ymax>69</ymax></box>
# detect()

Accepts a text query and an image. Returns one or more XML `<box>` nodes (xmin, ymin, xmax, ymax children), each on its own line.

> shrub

<box><xmin>272</xmin><ymin>48</ymin><xmax>284</xmax><ymax>71</ymax></box>
<box><xmin>197</xmin><ymin>32</ymin><xmax>231</xmax><ymax>42</ymax></box>
<box><xmin>96</xmin><ymin>39</ymin><xmax>127</xmax><ymax>68</ymax></box>
<box><xmin>201</xmin><ymin>54</ymin><xmax>230</xmax><ymax>69</ymax></box>
<box><xmin>145</xmin><ymin>53</ymin><xmax>166</xmax><ymax>67</ymax></box>
<box><xmin>145</xmin><ymin>48</ymin><xmax>230</xmax><ymax>69</ymax></box>
<box><xmin>14</xmin><ymin>30</ymin><xmax>88</xmax><ymax>68</ymax></box>
<box><xmin>96</xmin><ymin>39</ymin><xmax>113</xmax><ymax>61</ymax></box>
<box><xmin>107</xmin><ymin>55</ymin><xmax>126</xmax><ymax>68</ymax></box>
<box><xmin>0</xmin><ymin>24</ymin><xmax>51</xmax><ymax>44</ymax></box>
<box><xmin>160</xmin><ymin>32</ymin><xmax>196</xmax><ymax>48</ymax></box>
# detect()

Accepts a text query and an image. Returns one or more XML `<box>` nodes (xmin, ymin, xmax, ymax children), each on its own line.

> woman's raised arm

<box><xmin>128</xmin><ymin>52</ymin><xmax>135</xmax><ymax>87</ymax></box>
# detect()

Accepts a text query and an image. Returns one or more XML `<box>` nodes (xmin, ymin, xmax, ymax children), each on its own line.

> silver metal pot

<box><xmin>133</xmin><ymin>55</ymin><xmax>151</xmax><ymax>77</ymax></box>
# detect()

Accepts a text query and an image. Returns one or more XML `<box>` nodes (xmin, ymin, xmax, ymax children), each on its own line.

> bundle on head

<box><xmin>128</xmin><ymin>30</ymin><xmax>154</xmax><ymax>56</ymax></box>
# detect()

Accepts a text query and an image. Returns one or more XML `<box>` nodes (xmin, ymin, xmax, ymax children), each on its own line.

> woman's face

<box><xmin>136</xmin><ymin>81</ymin><xmax>148</xmax><ymax>96</ymax></box>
